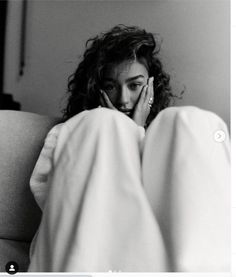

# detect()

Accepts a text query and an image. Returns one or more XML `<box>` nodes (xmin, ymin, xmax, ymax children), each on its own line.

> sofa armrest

<box><xmin>0</xmin><ymin>110</ymin><xmax>61</xmax><ymax>242</ymax></box>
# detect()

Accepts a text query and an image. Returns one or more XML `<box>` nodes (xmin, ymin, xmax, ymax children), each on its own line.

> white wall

<box><xmin>4</xmin><ymin>0</ymin><xmax>230</xmax><ymax>127</ymax></box>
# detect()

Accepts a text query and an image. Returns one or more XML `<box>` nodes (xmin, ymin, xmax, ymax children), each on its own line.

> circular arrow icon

<box><xmin>214</xmin><ymin>130</ymin><xmax>226</xmax><ymax>143</ymax></box>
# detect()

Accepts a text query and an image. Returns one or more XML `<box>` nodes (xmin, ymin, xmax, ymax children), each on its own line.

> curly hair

<box><xmin>63</xmin><ymin>24</ymin><xmax>176</xmax><ymax>127</ymax></box>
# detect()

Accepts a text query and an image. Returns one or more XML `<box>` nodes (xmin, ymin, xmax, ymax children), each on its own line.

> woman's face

<box><xmin>102</xmin><ymin>60</ymin><xmax>149</xmax><ymax>116</ymax></box>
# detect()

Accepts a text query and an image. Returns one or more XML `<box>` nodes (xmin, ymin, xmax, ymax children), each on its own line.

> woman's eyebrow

<box><xmin>126</xmin><ymin>75</ymin><xmax>145</xmax><ymax>82</ymax></box>
<box><xmin>103</xmin><ymin>78</ymin><xmax>115</xmax><ymax>82</ymax></box>
<box><xmin>103</xmin><ymin>75</ymin><xmax>145</xmax><ymax>82</ymax></box>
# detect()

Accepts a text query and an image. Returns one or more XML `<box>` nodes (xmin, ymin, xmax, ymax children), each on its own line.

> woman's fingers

<box><xmin>137</xmin><ymin>85</ymin><xmax>148</xmax><ymax>108</ymax></box>
<box><xmin>144</xmin><ymin>77</ymin><xmax>154</xmax><ymax>108</ymax></box>
<box><xmin>100</xmin><ymin>90</ymin><xmax>117</xmax><ymax>110</ymax></box>
<box><xmin>135</xmin><ymin>77</ymin><xmax>154</xmax><ymax>111</ymax></box>
<box><xmin>99</xmin><ymin>94</ymin><xmax>106</xmax><ymax>107</ymax></box>
<box><xmin>132</xmin><ymin>77</ymin><xmax>154</xmax><ymax>127</ymax></box>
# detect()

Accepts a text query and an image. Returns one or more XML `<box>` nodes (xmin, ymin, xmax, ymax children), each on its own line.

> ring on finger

<box><xmin>148</xmin><ymin>97</ymin><xmax>153</xmax><ymax>105</ymax></box>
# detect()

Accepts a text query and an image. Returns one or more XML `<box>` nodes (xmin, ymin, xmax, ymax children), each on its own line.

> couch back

<box><xmin>0</xmin><ymin>110</ymin><xmax>60</xmax><ymax>272</ymax></box>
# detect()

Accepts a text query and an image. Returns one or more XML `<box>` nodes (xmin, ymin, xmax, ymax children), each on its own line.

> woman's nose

<box><xmin>119</xmin><ymin>87</ymin><xmax>130</xmax><ymax>105</ymax></box>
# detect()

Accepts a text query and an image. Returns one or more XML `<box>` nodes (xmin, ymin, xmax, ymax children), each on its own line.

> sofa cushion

<box><xmin>0</xmin><ymin>239</ymin><xmax>30</xmax><ymax>272</ymax></box>
<box><xmin>0</xmin><ymin>110</ymin><xmax>60</xmax><ymax>242</ymax></box>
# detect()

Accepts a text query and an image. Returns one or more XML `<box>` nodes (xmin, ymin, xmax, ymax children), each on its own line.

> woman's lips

<box><xmin>118</xmin><ymin>109</ymin><xmax>133</xmax><ymax>116</ymax></box>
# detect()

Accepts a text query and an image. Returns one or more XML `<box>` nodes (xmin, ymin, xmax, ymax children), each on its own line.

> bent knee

<box><xmin>85</xmin><ymin>107</ymin><xmax>134</xmax><ymax>127</ymax></box>
<box><xmin>154</xmin><ymin>106</ymin><xmax>227</xmax><ymax>131</ymax></box>
<box><xmin>64</xmin><ymin>108</ymin><xmax>139</xmax><ymax>136</ymax></box>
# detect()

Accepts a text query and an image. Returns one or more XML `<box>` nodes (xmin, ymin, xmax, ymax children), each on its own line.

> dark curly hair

<box><xmin>63</xmin><ymin>24</ymin><xmax>176</xmax><ymax>127</ymax></box>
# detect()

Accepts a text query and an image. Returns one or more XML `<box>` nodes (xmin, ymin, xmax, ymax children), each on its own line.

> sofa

<box><xmin>0</xmin><ymin>110</ymin><xmax>60</xmax><ymax>272</ymax></box>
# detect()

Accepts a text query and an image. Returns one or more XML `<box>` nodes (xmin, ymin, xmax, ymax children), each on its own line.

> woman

<box><xmin>63</xmin><ymin>24</ymin><xmax>174</xmax><ymax>128</ymax></box>
<box><xmin>28</xmin><ymin>25</ymin><xmax>230</xmax><ymax>272</ymax></box>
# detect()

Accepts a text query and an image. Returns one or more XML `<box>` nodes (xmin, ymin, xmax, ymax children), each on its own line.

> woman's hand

<box><xmin>99</xmin><ymin>90</ymin><xmax>117</xmax><ymax>110</ymax></box>
<box><xmin>132</xmin><ymin>77</ymin><xmax>154</xmax><ymax>127</ymax></box>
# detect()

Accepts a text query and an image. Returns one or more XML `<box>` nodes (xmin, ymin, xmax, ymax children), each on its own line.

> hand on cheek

<box><xmin>99</xmin><ymin>90</ymin><xmax>117</xmax><ymax>110</ymax></box>
<box><xmin>132</xmin><ymin>77</ymin><xmax>154</xmax><ymax>127</ymax></box>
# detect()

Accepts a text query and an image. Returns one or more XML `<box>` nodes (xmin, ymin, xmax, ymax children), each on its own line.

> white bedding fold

<box><xmin>28</xmin><ymin>107</ymin><xmax>230</xmax><ymax>272</ymax></box>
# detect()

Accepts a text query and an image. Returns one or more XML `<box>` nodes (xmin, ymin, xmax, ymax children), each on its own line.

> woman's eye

<box><xmin>129</xmin><ymin>83</ymin><xmax>142</xmax><ymax>90</ymax></box>
<box><xmin>104</xmin><ymin>84</ymin><xmax>115</xmax><ymax>91</ymax></box>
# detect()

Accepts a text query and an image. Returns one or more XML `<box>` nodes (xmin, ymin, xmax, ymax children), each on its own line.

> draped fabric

<box><xmin>28</xmin><ymin>106</ymin><xmax>230</xmax><ymax>272</ymax></box>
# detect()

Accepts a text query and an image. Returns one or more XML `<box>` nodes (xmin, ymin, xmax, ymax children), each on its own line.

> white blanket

<box><xmin>28</xmin><ymin>106</ymin><xmax>230</xmax><ymax>272</ymax></box>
